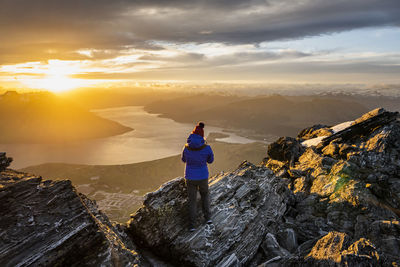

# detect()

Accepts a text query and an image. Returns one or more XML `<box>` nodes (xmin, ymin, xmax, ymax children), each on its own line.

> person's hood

<box><xmin>186</xmin><ymin>133</ymin><xmax>205</xmax><ymax>148</ymax></box>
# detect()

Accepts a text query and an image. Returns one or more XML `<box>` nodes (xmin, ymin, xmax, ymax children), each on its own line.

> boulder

<box><xmin>304</xmin><ymin>232</ymin><xmax>379</xmax><ymax>266</ymax></box>
<box><xmin>261</xmin><ymin>233</ymin><xmax>291</xmax><ymax>260</ymax></box>
<box><xmin>277</xmin><ymin>228</ymin><xmax>299</xmax><ymax>253</ymax></box>
<box><xmin>305</xmin><ymin>231</ymin><xmax>350</xmax><ymax>263</ymax></box>
<box><xmin>267</xmin><ymin>137</ymin><xmax>304</xmax><ymax>164</ymax></box>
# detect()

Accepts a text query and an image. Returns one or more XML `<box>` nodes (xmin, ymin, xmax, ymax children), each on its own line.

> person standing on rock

<box><xmin>181</xmin><ymin>122</ymin><xmax>214</xmax><ymax>232</ymax></box>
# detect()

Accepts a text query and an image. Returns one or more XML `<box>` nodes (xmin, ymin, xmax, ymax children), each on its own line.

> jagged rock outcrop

<box><xmin>263</xmin><ymin>107</ymin><xmax>400</xmax><ymax>266</ymax></box>
<box><xmin>318</xmin><ymin>107</ymin><xmax>398</xmax><ymax>147</ymax></box>
<box><xmin>0</xmin><ymin>169</ymin><xmax>143</xmax><ymax>266</ymax></box>
<box><xmin>0</xmin><ymin>152</ymin><xmax>12</xmax><ymax>171</ymax></box>
<box><xmin>127</xmin><ymin>162</ymin><xmax>290</xmax><ymax>266</ymax></box>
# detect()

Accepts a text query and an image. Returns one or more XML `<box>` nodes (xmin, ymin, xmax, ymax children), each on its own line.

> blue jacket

<box><xmin>181</xmin><ymin>133</ymin><xmax>214</xmax><ymax>180</ymax></box>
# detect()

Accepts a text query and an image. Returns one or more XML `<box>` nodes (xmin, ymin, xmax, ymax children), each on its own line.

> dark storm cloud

<box><xmin>0</xmin><ymin>0</ymin><xmax>162</xmax><ymax>63</ymax></box>
<box><xmin>1</xmin><ymin>0</ymin><xmax>400</xmax><ymax>63</ymax></box>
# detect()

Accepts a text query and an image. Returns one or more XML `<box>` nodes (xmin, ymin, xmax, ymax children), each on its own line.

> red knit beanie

<box><xmin>192</xmin><ymin>122</ymin><xmax>205</xmax><ymax>137</ymax></box>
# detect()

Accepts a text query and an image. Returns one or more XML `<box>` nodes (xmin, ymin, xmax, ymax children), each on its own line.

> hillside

<box><xmin>0</xmin><ymin>91</ymin><xmax>132</xmax><ymax>143</ymax></box>
<box><xmin>144</xmin><ymin>93</ymin><xmax>245</xmax><ymax>120</ymax></box>
<box><xmin>60</xmin><ymin>89</ymin><xmax>400</xmax><ymax>141</ymax></box>
<box><xmin>61</xmin><ymin>88</ymin><xmax>187</xmax><ymax>109</ymax></box>
<box><xmin>145</xmin><ymin>94</ymin><xmax>369</xmax><ymax>137</ymax></box>
<box><xmin>62</xmin><ymin>89</ymin><xmax>400</xmax><ymax>140</ymax></box>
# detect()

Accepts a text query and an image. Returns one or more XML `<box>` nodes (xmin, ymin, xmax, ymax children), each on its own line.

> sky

<box><xmin>0</xmin><ymin>0</ymin><xmax>400</xmax><ymax>91</ymax></box>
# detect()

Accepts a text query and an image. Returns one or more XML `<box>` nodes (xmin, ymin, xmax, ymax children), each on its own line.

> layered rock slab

<box><xmin>0</xmin><ymin>169</ymin><xmax>141</xmax><ymax>266</ymax></box>
<box><xmin>127</xmin><ymin>162</ymin><xmax>288</xmax><ymax>266</ymax></box>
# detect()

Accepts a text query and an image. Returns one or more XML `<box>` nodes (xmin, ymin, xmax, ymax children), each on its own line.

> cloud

<box><xmin>70</xmin><ymin>60</ymin><xmax>400</xmax><ymax>84</ymax></box>
<box><xmin>69</xmin><ymin>49</ymin><xmax>400</xmax><ymax>83</ymax></box>
<box><xmin>1</xmin><ymin>0</ymin><xmax>399</xmax><ymax>83</ymax></box>
<box><xmin>136</xmin><ymin>49</ymin><xmax>314</xmax><ymax>70</ymax></box>
<box><xmin>139</xmin><ymin>52</ymin><xmax>206</xmax><ymax>63</ymax></box>
<box><xmin>1</xmin><ymin>0</ymin><xmax>399</xmax><ymax>52</ymax></box>
<box><xmin>205</xmin><ymin>50</ymin><xmax>313</xmax><ymax>67</ymax></box>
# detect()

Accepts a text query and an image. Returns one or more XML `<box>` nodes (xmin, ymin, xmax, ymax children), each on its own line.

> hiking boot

<box><xmin>188</xmin><ymin>224</ymin><xmax>196</xmax><ymax>232</ymax></box>
<box><xmin>204</xmin><ymin>215</ymin><xmax>212</xmax><ymax>224</ymax></box>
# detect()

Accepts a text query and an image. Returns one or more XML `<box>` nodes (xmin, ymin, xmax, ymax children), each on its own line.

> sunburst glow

<box><xmin>22</xmin><ymin>74</ymin><xmax>87</xmax><ymax>93</ymax></box>
<box><xmin>7</xmin><ymin>60</ymin><xmax>91</xmax><ymax>93</ymax></box>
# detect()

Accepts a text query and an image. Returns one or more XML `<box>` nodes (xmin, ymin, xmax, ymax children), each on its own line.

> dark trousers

<box><xmin>186</xmin><ymin>178</ymin><xmax>210</xmax><ymax>227</ymax></box>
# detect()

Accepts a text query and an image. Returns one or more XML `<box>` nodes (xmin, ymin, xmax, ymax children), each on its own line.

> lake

<box><xmin>1</xmin><ymin>106</ymin><xmax>257</xmax><ymax>169</ymax></box>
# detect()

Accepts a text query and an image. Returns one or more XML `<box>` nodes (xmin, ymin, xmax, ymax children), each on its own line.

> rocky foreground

<box><xmin>1</xmin><ymin>108</ymin><xmax>400</xmax><ymax>266</ymax></box>
<box><xmin>0</xmin><ymin>169</ymin><xmax>144</xmax><ymax>266</ymax></box>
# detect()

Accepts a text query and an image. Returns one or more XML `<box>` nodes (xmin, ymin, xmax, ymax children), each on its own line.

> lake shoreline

<box><xmin>1</xmin><ymin>106</ymin><xmax>261</xmax><ymax>169</ymax></box>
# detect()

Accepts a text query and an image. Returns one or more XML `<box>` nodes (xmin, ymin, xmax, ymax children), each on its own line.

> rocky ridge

<box><xmin>1</xmin><ymin>107</ymin><xmax>400</xmax><ymax>266</ymax></box>
<box><xmin>0</xmin><ymin>169</ymin><xmax>143</xmax><ymax>266</ymax></box>
<box><xmin>263</xmin><ymin>108</ymin><xmax>400</xmax><ymax>266</ymax></box>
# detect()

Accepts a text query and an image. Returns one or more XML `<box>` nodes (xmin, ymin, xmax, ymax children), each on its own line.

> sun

<box><xmin>18</xmin><ymin>60</ymin><xmax>89</xmax><ymax>93</ymax></box>
<box><xmin>25</xmin><ymin>74</ymin><xmax>86</xmax><ymax>93</ymax></box>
